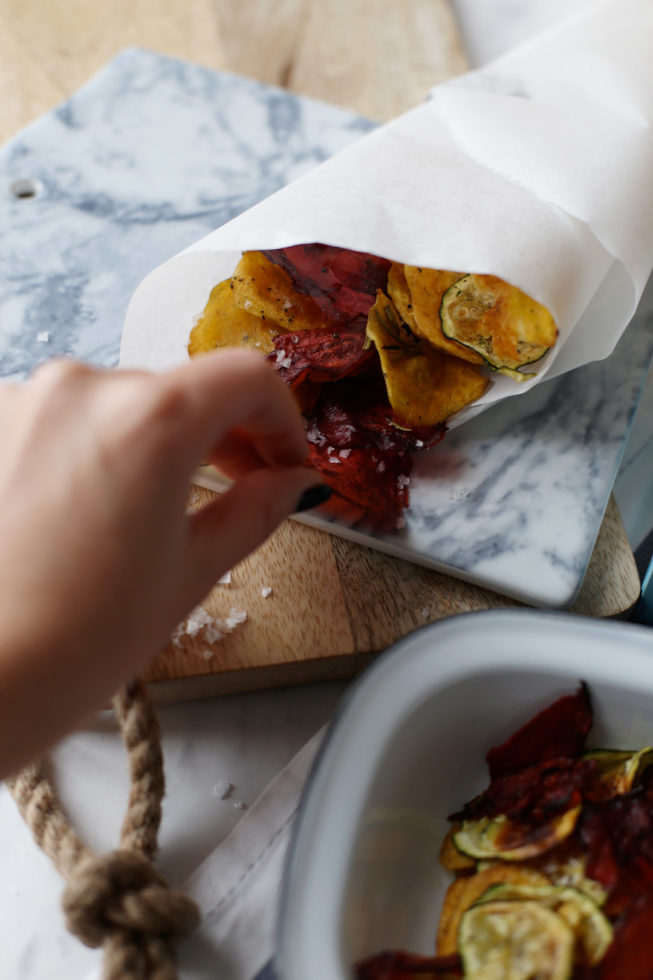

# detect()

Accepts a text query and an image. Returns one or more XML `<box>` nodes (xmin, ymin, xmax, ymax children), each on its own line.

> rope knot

<box><xmin>62</xmin><ymin>848</ymin><xmax>200</xmax><ymax>949</ymax></box>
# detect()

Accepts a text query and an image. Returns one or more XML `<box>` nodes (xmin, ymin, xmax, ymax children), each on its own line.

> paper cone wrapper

<box><xmin>121</xmin><ymin>0</ymin><xmax>653</xmax><ymax>430</ymax></box>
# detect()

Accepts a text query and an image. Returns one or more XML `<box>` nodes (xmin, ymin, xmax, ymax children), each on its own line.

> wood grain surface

<box><xmin>1</xmin><ymin>0</ymin><xmax>641</xmax><ymax>697</ymax></box>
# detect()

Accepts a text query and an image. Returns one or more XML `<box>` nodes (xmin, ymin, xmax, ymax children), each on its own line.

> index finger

<box><xmin>165</xmin><ymin>349</ymin><xmax>308</xmax><ymax>468</ymax></box>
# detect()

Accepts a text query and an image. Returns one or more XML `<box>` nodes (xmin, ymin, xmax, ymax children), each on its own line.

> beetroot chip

<box><xmin>262</xmin><ymin>244</ymin><xmax>391</xmax><ymax>324</ymax></box>
<box><xmin>356</xmin><ymin>951</ymin><xmax>462</xmax><ymax>979</ymax></box>
<box><xmin>486</xmin><ymin>683</ymin><xmax>593</xmax><ymax>780</ymax></box>
<box><xmin>307</xmin><ymin>442</ymin><xmax>410</xmax><ymax>531</ymax></box>
<box><xmin>306</xmin><ymin>378</ymin><xmax>446</xmax><ymax>453</ymax></box>
<box><xmin>598</xmin><ymin>895</ymin><xmax>653</xmax><ymax>980</ymax></box>
<box><xmin>451</xmin><ymin>756</ymin><xmax>596</xmax><ymax>823</ymax></box>
<box><xmin>267</xmin><ymin>323</ymin><xmax>374</xmax><ymax>388</ymax></box>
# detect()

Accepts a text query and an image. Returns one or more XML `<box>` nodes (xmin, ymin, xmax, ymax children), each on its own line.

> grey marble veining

<box><xmin>1</xmin><ymin>47</ymin><xmax>651</xmax><ymax>609</ymax></box>
<box><xmin>0</xmin><ymin>49</ymin><xmax>374</xmax><ymax>380</ymax></box>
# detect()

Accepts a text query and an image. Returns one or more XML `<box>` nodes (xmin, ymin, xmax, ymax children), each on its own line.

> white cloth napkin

<box><xmin>178</xmin><ymin>730</ymin><xmax>324</xmax><ymax>980</ymax></box>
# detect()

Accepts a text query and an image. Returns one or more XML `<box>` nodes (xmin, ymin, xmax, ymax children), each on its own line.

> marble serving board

<box><xmin>1</xmin><ymin>48</ymin><xmax>651</xmax><ymax>610</ymax></box>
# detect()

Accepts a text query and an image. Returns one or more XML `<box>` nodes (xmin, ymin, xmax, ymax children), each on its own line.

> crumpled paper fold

<box><xmin>121</xmin><ymin>0</ymin><xmax>653</xmax><ymax>429</ymax></box>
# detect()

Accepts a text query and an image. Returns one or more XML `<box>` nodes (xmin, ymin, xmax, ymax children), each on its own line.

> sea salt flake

<box><xmin>225</xmin><ymin>608</ymin><xmax>248</xmax><ymax>630</ymax></box>
<box><xmin>218</xmin><ymin>570</ymin><xmax>232</xmax><ymax>585</ymax></box>
<box><xmin>339</xmin><ymin>449</ymin><xmax>351</xmax><ymax>459</ymax></box>
<box><xmin>377</xmin><ymin>461</ymin><xmax>386</xmax><ymax>473</ymax></box>
<box><xmin>421</xmin><ymin>608</ymin><xmax>430</xmax><ymax>619</ymax></box>
<box><xmin>273</xmin><ymin>350</ymin><xmax>292</xmax><ymax>370</ymax></box>
<box><xmin>243</xmin><ymin>299</ymin><xmax>252</xmax><ymax>310</ymax></box>
<box><xmin>283</xmin><ymin>298</ymin><xmax>293</xmax><ymax>310</ymax></box>
<box><xmin>202</xmin><ymin>649</ymin><xmax>214</xmax><ymax>660</ymax></box>
<box><xmin>261</xmin><ymin>586</ymin><xmax>273</xmax><ymax>598</ymax></box>
<box><xmin>185</xmin><ymin>606</ymin><xmax>214</xmax><ymax>637</ymax></box>
<box><xmin>212</xmin><ymin>780</ymin><xmax>234</xmax><ymax>800</ymax></box>
<box><xmin>234</xmin><ymin>801</ymin><xmax>248</xmax><ymax>811</ymax></box>
<box><xmin>204</xmin><ymin>623</ymin><xmax>226</xmax><ymax>644</ymax></box>
<box><xmin>36</xmin><ymin>331</ymin><xmax>50</xmax><ymax>344</ymax></box>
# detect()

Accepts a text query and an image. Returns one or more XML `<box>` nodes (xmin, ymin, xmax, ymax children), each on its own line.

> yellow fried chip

<box><xmin>387</xmin><ymin>262</ymin><xmax>418</xmax><ymax>331</ymax></box>
<box><xmin>403</xmin><ymin>264</ymin><xmax>483</xmax><ymax>364</ymax></box>
<box><xmin>187</xmin><ymin>278</ymin><xmax>281</xmax><ymax>358</ymax></box>
<box><xmin>231</xmin><ymin>250</ymin><xmax>325</xmax><ymax>331</ymax></box>
<box><xmin>439</xmin><ymin>274</ymin><xmax>558</xmax><ymax>381</ymax></box>
<box><xmin>366</xmin><ymin>292</ymin><xmax>490</xmax><ymax>427</ymax></box>
<box><xmin>436</xmin><ymin>865</ymin><xmax>552</xmax><ymax>956</ymax></box>
<box><xmin>440</xmin><ymin>824</ymin><xmax>476</xmax><ymax>874</ymax></box>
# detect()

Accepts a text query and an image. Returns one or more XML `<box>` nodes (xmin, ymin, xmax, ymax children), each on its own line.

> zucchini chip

<box><xmin>436</xmin><ymin>865</ymin><xmax>551</xmax><ymax>956</ymax></box>
<box><xmin>475</xmin><ymin>884</ymin><xmax>613</xmax><ymax>968</ymax></box>
<box><xmin>583</xmin><ymin>747</ymin><xmax>653</xmax><ymax>801</ymax></box>
<box><xmin>453</xmin><ymin>806</ymin><xmax>581</xmax><ymax>862</ymax></box>
<box><xmin>403</xmin><ymin>265</ymin><xmax>482</xmax><ymax>364</ymax></box>
<box><xmin>459</xmin><ymin>900</ymin><xmax>574</xmax><ymax>980</ymax></box>
<box><xmin>440</xmin><ymin>274</ymin><xmax>558</xmax><ymax>381</ymax></box>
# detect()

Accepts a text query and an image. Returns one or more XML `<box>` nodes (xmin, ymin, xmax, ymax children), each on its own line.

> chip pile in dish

<box><xmin>188</xmin><ymin>245</ymin><xmax>557</xmax><ymax>529</ymax></box>
<box><xmin>355</xmin><ymin>684</ymin><xmax>653</xmax><ymax>979</ymax></box>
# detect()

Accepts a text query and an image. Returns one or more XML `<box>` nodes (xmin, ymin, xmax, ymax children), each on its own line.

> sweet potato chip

<box><xmin>230</xmin><ymin>250</ymin><xmax>325</xmax><ymax>331</ymax></box>
<box><xmin>187</xmin><ymin>278</ymin><xmax>281</xmax><ymax>357</ymax></box>
<box><xmin>387</xmin><ymin>262</ymin><xmax>418</xmax><ymax>331</ymax></box>
<box><xmin>403</xmin><ymin>265</ymin><xmax>482</xmax><ymax>364</ymax></box>
<box><xmin>436</xmin><ymin>865</ymin><xmax>551</xmax><ymax>956</ymax></box>
<box><xmin>366</xmin><ymin>292</ymin><xmax>489</xmax><ymax>427</ymax></box>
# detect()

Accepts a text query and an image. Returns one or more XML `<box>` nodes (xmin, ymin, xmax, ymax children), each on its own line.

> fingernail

<box><xmin>295</xmin><ymin>484</ymin><xmax>332</xmax><ymax>513</ymax></box>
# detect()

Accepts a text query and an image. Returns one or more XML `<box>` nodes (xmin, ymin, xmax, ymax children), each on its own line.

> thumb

<box><xmin>185</xmin><ymin>467</ymin><xmax>330</xmax><ymax>595</ymax></box>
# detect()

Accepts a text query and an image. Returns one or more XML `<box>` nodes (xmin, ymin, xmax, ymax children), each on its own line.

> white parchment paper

<box><xmin>121</xmin><ymin>0</ymin><xmax>653</xmax><ymax>429</ymax></box>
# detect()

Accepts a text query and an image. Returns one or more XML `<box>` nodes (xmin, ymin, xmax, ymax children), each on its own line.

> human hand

<box><xmin>0</xmin><ymin>350</ymin><xmax>323</xmax><ymax>776</ymax></box>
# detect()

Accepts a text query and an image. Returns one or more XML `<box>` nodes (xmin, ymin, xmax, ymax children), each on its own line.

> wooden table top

<box><xmin>1</xmin><ymin>0</ymin><xmax>641</xmax><ymax>697</ymax></box>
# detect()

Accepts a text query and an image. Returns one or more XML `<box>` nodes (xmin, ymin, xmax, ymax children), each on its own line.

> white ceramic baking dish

<box><xmin>275</xmin><ymin>609</ymin><xmax>653</xmax><ymax>980</ymax></box>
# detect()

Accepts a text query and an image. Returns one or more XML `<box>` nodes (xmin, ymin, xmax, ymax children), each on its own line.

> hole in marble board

<box><xmin>10</xmin><ymin>177</ymin><xmax>42</xmax><ymax>199</ymax></box>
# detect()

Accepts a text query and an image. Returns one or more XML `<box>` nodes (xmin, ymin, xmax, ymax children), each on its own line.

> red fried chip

<box><xmin>598</xmin><ymin>895</ymin><xmax>653</xmax><ymax>980</ymax></box>
<box><xmin>579</xmin><ymin>768</ymin><xmax>653</xmax><ymax>899</ymax></box>
<box><xmin>302</xmin><ymin>379</ymin><xmax>446</xmax><ymax>529</ymax></box>
<box><xmin>306</xmin><ymin>378</ymin><xmax>446</xmax><ymax>453</ymax></box>
<box><xmin>262</xmin><ymin>244</ymin><xmax>391</xmax><ymax>325</ymax></box>
<box><xmin>267</xmin><ymin>323</ymin><xmax>375</xmax><ymax>388</ymax></box>
<box><xmin>307</xmin><ymin>442</ymin><xmax>410</xmax><ymax>531</ymax></box>
<box><xmin>356</xmin><ymin>951</ymin><xmax>462</xmax><ymax>979</ymax></box>
<box><xmin>451</xmin><ymin>757</ymin><xmax>596</xmax><ymax>824</ymax></box>
<box><xmin>486</xmin><ymin>683</ymin><xmax>593</xmax><ymax>780</ymax></box>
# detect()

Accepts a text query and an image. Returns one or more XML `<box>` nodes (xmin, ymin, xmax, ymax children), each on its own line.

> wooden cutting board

<box><xmin>2</xmin><ymin>0</ymin><xmax>640</xmax><ymax>699</ymax></box>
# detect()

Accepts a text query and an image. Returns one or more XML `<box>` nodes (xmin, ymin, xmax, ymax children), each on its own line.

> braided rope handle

<box><xmin>7</xmin><ymin>680</ymin><xmax>200</xmax><ymax>979</ymax></box>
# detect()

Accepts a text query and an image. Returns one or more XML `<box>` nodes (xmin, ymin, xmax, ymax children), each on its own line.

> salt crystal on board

<box><xmin>212</xmin><ymin>780</ymin><xmax>234</xmax><ymax>799</ymax></box>
<box><xmin>261</xmin><ymin>586</ymin><xmax>272</xmax><ymax>598</ymax></box>
<box><xmin>185</xmin><ymin>606</ymin><xmax>214</xmax><ymax>637</ymax></box>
